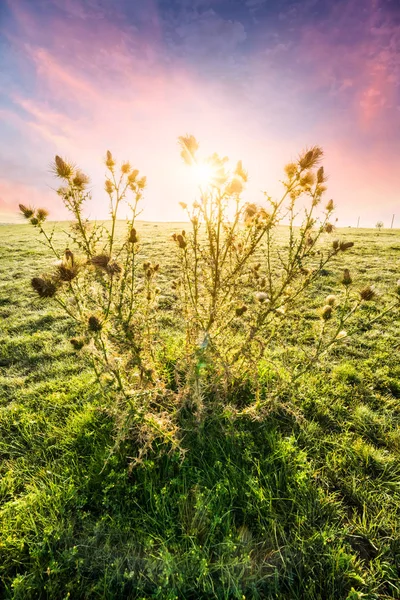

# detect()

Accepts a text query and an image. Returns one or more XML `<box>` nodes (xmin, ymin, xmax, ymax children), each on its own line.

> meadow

<box><xmin>0</xmin><ymin>221</ymin><xmax>400</xmax><ymax>599</ymax></box>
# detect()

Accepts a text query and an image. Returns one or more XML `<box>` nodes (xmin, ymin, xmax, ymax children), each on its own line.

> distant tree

<box><xmin>376</xmin><ymin>221</ymin><xmax>384</xmax><ymax>232</ymax></box>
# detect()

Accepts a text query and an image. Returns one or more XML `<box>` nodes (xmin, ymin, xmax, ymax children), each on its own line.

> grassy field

<box><xmin>0</xmin><ymin>222</ymin><xmax>400</xmax><ymax>599</ymax></box>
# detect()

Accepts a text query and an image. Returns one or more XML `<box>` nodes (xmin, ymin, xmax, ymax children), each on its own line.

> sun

<box><xmin>191</xmin><ymin>161</ymin><xmax>215</xmax><ymax>187</ymax></box>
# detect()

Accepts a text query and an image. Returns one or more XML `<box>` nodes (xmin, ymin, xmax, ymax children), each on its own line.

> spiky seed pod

<box><xmin>177</xmin><ymin>234</ymin><xmax>187</xmax><ymax>249</ymax></box>
<box><xmin>300</xmin><ymin>171</ymin><xmax>315</xmax><ymax>187</ymax></box>
<box><xmin>88</xmin><ymin>316</ymin><xmax>102</xmax><ymax>332</ymax></box>
<box><xmin>73</xmin><ymin>171</ymin><xmax>90</xmax><ymax>189</ymax></box>
<box><xmin>36</xmin><ymin>208</ymin><xmax>49</xmax><ymax>222</ymax></box>
<box><xmin>298</xmin><ymin>146</ymin><xmax>323</xmax><ymax>170</ymax></box>
<box><xmin>54</xmin><ymin>156</ymin><xmax>73</xmax><ymax>179</ymax></box>
<box><xmin>128</xmin><ymin>169</ymin><xmax>139</xmax><ymax>184</ymax></box>
<box><xmin>340</xmin><ymin>241</ymin><xmax>354</xmax><ymax>251</ymax></box>
<box><xmin>128</xmin><ymin>228</ymin><xmax>138</xmax><ymax>244</ymax></box>
<box><xmin>255</xmin><ymin>292</ymin><xmax>269</xmax><ymax>303</ymax></box>
<box><xmin>31</xmin><ymin>277</ymin><xmax>57</xmax><ymax>298</ymax></box>
<box><xmin>326</xmin><ymin>199</ymin><xmax>334</xmax><ymax>212</ymax></box>
<box><xmin>284</xmin><ymin>162</ymin><xmax>297</xmax><ymax>179</ymax></box>
<box><xmin>244</xmin><ymin>203</ymin><xmax>258</xmax><ymax>222</ymax></box>
<box><xmin>235</xmin><ymin>160</ymin><xmax>248</xmax><ymax>182</ymax></box>
<box><xmin>321</xmin><ymin>304</ymin><xmax>333</xmax><ymax>320</ymax></box>
<box><xmin>30</xmin><ymin>217</ymin><xmax>39</xmax><ymax>226</ymax></box>
<box><xmin>332</xmin><ymin>239</ymin><xmax>340</xmax><ymax>250</ymax></box>
<box><xmin>317</xmin><ymin>166</ymin><xmax>325</xmax><ymax>184</ymax></box>
<box><xmin>324</xmin><ymin>222</ymin><xmax>334</xmax><ymax>233</ymax></box>
<box><xmin>359</xmin><ymin>285</ymin><xmax>376</xmax><ymax>301</ymax></box>
<box><xmin>137</xmin><ymin>176</ymin><xmax>147</xmax><ymax>189</ymax></box>
<box><xmin>105</xmin><ymin>151</ymin><xmax>115</xmax><ymax>169</ymax></box>
<box><xmin>56</xmin><ymin>264</ymin><xmax>77</xmax><ymax>282</ymax></box>
<box><xmin>70</xmin><ymin>338</ymin><xmax>85</xmax><ymax>350</ymax></box>
<box><xmin>107</xmin><ymin>261</ymin><xmax>122</xmax><ymax>276</ymax></box>
<box><xmin>65</xmin><ymin>248</ymin><xmax>74</xmax><ymax>265</ymax></box>
<box><xmin>326</xmin><ymin>295</ymin><xmax>336</xmax><ymax>306</ymax></box>
<box><xmin>19</xmin><ymin>204</ymin><xmax>34</xmax><ymax>219</ymax></box>
<box><xmin>178</xmin><ymin>135</ymin><xmax>199</xmax><ymax>166</ymax></box>
<box><xmin>105</xmin><ymin>180</ymin><xmax>114</xmax><ymax>194</ymax></box>
<box><xmin>91</xmin><ymin>254</ymin><xmax>110</xmax><ymax>269</ymax></box>
<box><xmin>121</xmin><ymin>162</ymin><xmax>131</xmax><ymax>174</ymax></box>
<box><xmin>226</xmin><ymin>177</ymin><xmax>243</xmax><ymax>195</ymax></box>
<box><xmin>235</xmin><ymin>305</ymin><xmax>248</xmax><ymax>317</ymax></box>
<box><xmin>341</xmin><ymin>269</ymin><xmax>352</xmax><ymax>286</ymax></box>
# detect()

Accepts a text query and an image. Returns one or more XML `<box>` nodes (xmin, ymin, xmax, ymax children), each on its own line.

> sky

<box><xmin>0</xmin><ymin>0</ymin><xmax>399</xmax><ymax>226</ymax></box>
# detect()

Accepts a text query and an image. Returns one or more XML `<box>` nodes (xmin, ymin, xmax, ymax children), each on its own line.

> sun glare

<box><xmin>191</xmin><ymin>162</ymin><xmax>215</xmax><ymax>187</ymax></box>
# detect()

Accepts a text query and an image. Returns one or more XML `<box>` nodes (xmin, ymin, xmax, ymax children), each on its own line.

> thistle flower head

<box><xmin>105</xmin><ymin>150</ymin><xmax>115</xmax><ymax>170</ymax></box>
<box><xmin>105</xmin><ymin>179</ymin><xmax>114</xmax><ymax>194</ymax></box>
<box><xmin>317</xmin><ymin>166</ymin><xmax>326</xmax><ymax>184</ymax></box>
<box><xmin>226</xmin><ymin>177</ymin><xmax>243</xmax><ymax>195</ymax></box>
<box><xmin>332</xmin><ymin>239</ymin><xmax>340</xmax><ymax>251</ymax></box>
<box><xmin>321</xmin><ymin>304</ymin><xmax>333</xmax><ymax>320</ymax></box>
<box><xmin>73</xmin><ymin>170</ymin><xmax>90</xmax><ymax>189</ymax></box>
<box><xmin>88</xmin><ymin>315</ymin><xmax>102</xmax><ymax>332</ymax></box>
<box><xmin>324</xmin><ymin>222</ymin><xmax>334</xmax><ymax>233</ymax></box>
<box><xmin>137</xmin><ymin>176</ymin><xmax>147</xmax><ymax>189</ymax></box>
<box><xmin>53</xmin><ymin>156</ymin><xmax>73</xmax><ymax>179</ymax></box>
<box><xmin>128</xmin><ymin>169</ymin><xmax>139</xmax><ymax>184</ymax></box>
<box><xmin>326</xmin><ymin>294</ymin><xmax>336</xmax><ymax>306</ymax></box>
<box><xmin>70</xmin><ymin>338</ymin><xmax>85</xmax><ymax>351</ymax></box>
<box><xmin>359</xmin><ymin>285</ymin><xmax>376</xmax><ymax>301</ymax></box>
<box><xmin>243</xmin><ymin>203</ymin><xmax>258</xmax><ymax>222</ymax></box>
<box><xmin>121</xmin><ymin>162</ymin><xmax>131</xmax><ymax>174</ymax></box>
<box><xmin>64</xmin><ymin>248</ymin><xmax>74</xmax><ymax>265</ymax></box>
<box><xmin>341</xmin><ymin>269</ymin><xmax>352</xmax><ymax>286</ymax></box>
<box><xmin>284</xmin><ymin>162</ymin><xmax>297</xmax><ymax>179</ymax></box>
<box><xmin>326</xmin><ymin>199</ymin><xmax>335</xmax><ymax>212</ymax></box>
<box><xmin>19</xmin><ymin>204</ymin><xmax>34</xmax><ymax>219</ymax></box>
<box><xmin>339</xmin><ymin>241</ymin><xmax>354</xmax><ymax>251</ymax></box>
<box><xmin>36</xmin><ymin>208</ymin><xmax>49</xmax><ymax>223</ymax></box>
<box><xmin>91</xmin><ymin>254</ymin><xmax>110</xmax><ymax>269</ymax></box>
<box><xmin>299</xmin><ymin>171</ymin><xmax>315</xmax><ymax>188</ymax></box>
<box><xmin>178</xmin><ymin>134</ymin><xmax>199</xmax><ymax>166</ymax></box>
<box><xmin>56</xmin><ymin>263</ymin><xmax>78</xmax><ymax>282</ymax></box>
<box><xmin>235</xmin><ymin>304</ymin><xmax>248</xmax><ymax>317</ymax></box>
<box><xmin>298</xmin><ymin>146</ymin><xmax>323</xmax><ymax>170</ymax></box>
<box><xmin>31</xmin><ymin>277</ymin><xmax>57</xmax><ymax>298</ymax></box>
<box><xmin>235</xmin><ymin>160</ymin><xmax>248</xmax><ymax>183</ymax></box>
<box><xmin>106</xmin><ymin>261</ymin><xmax>122</xmax><ymax>277</ymax></box>
<box><xmin>128</xmin><ymin>228</ymin><xmax>138</xmax><ymax>244</ymax></box>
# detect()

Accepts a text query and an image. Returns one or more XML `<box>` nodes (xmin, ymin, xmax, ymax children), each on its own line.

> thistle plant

<box><xmin>21</xmin><ymin>153</ymin><xmax>160</xmax><ymax>395</ymax></box>
<box><xmin>172</xmin><ymin>136</ymin><xmax>400</xmax><ymax>400</ymax></box>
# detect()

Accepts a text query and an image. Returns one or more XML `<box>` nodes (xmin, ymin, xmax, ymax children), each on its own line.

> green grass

<box><xmin>0</xmin><ymin>222</ymin><xmax>399</xmax><ymax>599</ymax></box>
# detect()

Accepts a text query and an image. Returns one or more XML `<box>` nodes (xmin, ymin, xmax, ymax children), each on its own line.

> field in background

<box><xmin>0</xmin><ymin>222</ymin><xmax>399</xmax><ymax>599</ymax></box>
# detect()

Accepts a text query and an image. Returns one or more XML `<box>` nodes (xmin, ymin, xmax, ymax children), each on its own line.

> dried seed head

<box><xmin>332</xmin><ymin>239</ymin><xmax>340</xmax><ymax>251</ymax></box>
<box><xmin>105</xmin><ymin>150</ymin><xmax>115</xmax><ymax>169</ymax></box>
<box><xmin>298</xmin><ymin>146</ymin><xmax>323</xmax><ymax>170</ymax></box>
<box><xmin>54</xmin><ymin>156</ymin><xmax>73</xmax><ymax>179</ymax></box>
<box><xmin>31</xmin><ymin>277</ymin><xmax>57</xmax><ymax>298</ymax></box>
<box><xmin>359</xmin><ymin>285</ymin><xmax>376</xmax><ymax>301</ymax></box>
<box><xmin>137</xmin><ymin>176</ymin><xmax>147</xmax><ymax>189</ymax></box>
<box><xmin>56</xmin><ymin>264</ymin><xmax>77</xmax><ymax>282</ymax></box>
<box><xmin>326</xmin><ymin>294</ymin><xmax>336</xmax><ymax>306</ymax></box>
<box><xmin>317</xmin><ymin>166</ymin><xmax>325</xmax><ymax>184</ymax></box>
<box><xmin>255</xmin><ymin>292</ymin><xmax>269</xmax><ymax>303</ymax></box>
<box><xmin>91</xmin><ymin>254</ymin><xmax>110</xmax><ymax>269</ymax></box>
<box><xmin>235</xmin><ymin>160</ymin><xmax>248</xmax><ymax>182</ymax></box>
<box><xmin>128</xmin><ymin>169</ymin><xmax>139</xmax><ymax>184</ymax></box>
<box><xmin>30</xmin><ymin>217</ymin><xmax>39</xmax><ymax>226</ymax></box>
<box><xmin>226</xmin><ymin>177</ymin><xmax>243</xmax><ymax>195</ymax></box>
<box><xmin>284</xmin><ymin>162</ymin><xmax>297</xmax><ymax>179</ymax></box>
<box><xmin>88</xmin><ymin>315</ymin><xmax>102</xmax><ymax>332</ymax></box>
<box><xmin>121</xmin><ymin>162</ymin><xmax>131</xmax><ymax>174</ymax></box>
<box><xmin>324</xmin><ymin>222</ymin><xmax>334</xmax><ymax>233</ymax></box>
<box><xmin>178</xmin><ymin>134</ymin><xmax>199</xmax><ymax>166</ymax></box>
<box><xmin>36</xmin><ymin>208</ymin><xmax>49</xmax><ymax>222</ymax></box>
<box><xmin>244</xmin><ymin>203</ymin><xmax>258</xmax><ymax>222</ymax></box>
<box><xmin>321</xmin><ymin>304</ymin><xmax>333</xmax><ymax>320</ymax></box>
<box><xmin>105</xmin><ymin>179</ymin><xmax>114</xmax><ymax>194</ymax></box>
<box><xmin>107</xmin><ymin>261</ymin><xmax>122</xmax><ymax>276</ymax></box>
<box><xmin>340</xmin><ymin>241</ymin><xmax>354</xmax><ymax>251</ymax></box>
<box><xmin>300</xmin><ymin>171</ymin><xmax>315</xmax><ymax>187</ymax></box>
<box><xmin>177</xmin><ymin>234</ymin><xmax>187</xmax><ymax>249</ymax></box>
<box><xmin>129</xmin><ymin>228</ymin><xmax>138</xmax><ymax>244</ymax></box>
<box><xmin>73</xmin><ymin>170</ymin><xmax>90</xmax><ymax>189</ymax></box>
<box><xmin>19</xmin><ymin>204</ymin><xmax>34</xmax><ymax>219</ymax></box>
<box><xmin>70</xmin><ymin>338</ymin><xmax>85</xmax><ymax>351</ymax></box>
<box><xmin>326</xmin><ymin>199</ymin><xmax>335</xmax><ymax>212</ymax></box>
<box><xmin>235</xmin><ymin>305</ymin><xmax>248</xmax><ymax>317</ymax></box>
<box><xmin>341</xmin><ymin>269</ymin><xmax>352</xmax><ymax>286</ymax></box>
